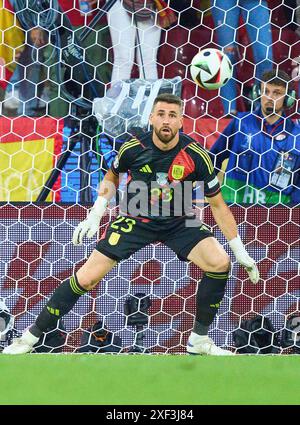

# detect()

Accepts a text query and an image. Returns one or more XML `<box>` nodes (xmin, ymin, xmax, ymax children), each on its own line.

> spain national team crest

<box><xmin>171</xmin><ymin>165</ymin><xmax>185</xmax><ymax>180</ymax></box>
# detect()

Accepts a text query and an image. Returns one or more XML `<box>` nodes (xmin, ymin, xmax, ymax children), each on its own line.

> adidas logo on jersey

<box><xmin>139</xmin><ymin>164</ymin><xmax>152</xmax><ymax>173</ymax></box>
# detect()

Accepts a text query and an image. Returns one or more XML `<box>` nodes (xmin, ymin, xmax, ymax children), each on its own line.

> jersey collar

<box><xmin>255</xmin><ymin>106</ymin><xmax>287</xmax><ymax>137</ymax></box>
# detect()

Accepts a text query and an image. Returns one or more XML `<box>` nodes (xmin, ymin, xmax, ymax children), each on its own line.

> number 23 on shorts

<box><xmin>111</xmin><ymin>216</ymin><xmax>136</xmax><ymax>233</ymax></box>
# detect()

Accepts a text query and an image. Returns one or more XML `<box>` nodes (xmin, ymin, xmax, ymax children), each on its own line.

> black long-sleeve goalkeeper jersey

<box><xmin>111</xmin><ymin>131</ymin><xmax>220</xmax><ymax>222</ymax></box>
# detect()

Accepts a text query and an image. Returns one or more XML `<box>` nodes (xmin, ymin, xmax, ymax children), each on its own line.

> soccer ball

<box><xmin>190</xmin><ymin>48</ymin><xmax>233</xmax><ymax>90</ymax></box>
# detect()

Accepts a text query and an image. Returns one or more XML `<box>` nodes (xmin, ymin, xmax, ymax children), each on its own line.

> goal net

<box><xmin>0</xmin><ymin>0</ymin><xmax>299</xmax><ymax>354</ymax></box>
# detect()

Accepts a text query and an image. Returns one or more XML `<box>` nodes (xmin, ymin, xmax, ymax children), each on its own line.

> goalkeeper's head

<box><xmin>150</xmin><ymin>93</ymin><xmax>184</xmax><ymax>146</ymax></box>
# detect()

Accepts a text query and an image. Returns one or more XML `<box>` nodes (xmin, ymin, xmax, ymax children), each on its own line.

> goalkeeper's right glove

<box><xmin>72</xmin><ymin>196</ymin><xmax>108</xmax><ymax>246</ymax></box>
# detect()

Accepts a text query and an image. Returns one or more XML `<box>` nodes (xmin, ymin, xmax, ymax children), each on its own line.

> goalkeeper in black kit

<box><xmin>4</xmin><ymin>93</ymin><xmax>259</xmax><ymax>355</ymax></box>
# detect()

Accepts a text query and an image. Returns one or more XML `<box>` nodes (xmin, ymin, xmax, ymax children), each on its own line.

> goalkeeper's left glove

<box><xmin>229</xmin><ymin>235</ymin><xmax>260</xmax><ymax>284</ymax></box>
<box><xmin>72</xmin><ymin>196</ymin><xmax>107</xmax><ymax>246</ymax></box>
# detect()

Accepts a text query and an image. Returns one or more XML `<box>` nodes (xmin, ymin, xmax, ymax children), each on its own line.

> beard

<box><xmin>154</xmin><ymin>126</ymin><xmax>177</xmax><ymax>144</ymax></box>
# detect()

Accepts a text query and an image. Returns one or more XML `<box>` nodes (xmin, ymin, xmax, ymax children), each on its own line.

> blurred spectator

<box><xmin>0</xmin><ymin>0</ymin><xmax>25</xmax><ymax>103</ymax></box>
<box><xmin>2</xmin><ymin>0</ymin><xmax>176</xmax><ymax>117</ymax></box>
<box><xmin>210</xmin><ymin>69</ymin><xmax>300</xmax><ymax>206</ymax></box>
<box><xmin>211</xmin><ymin>0</ymin><xmax>273</xmax><ymax>116</ymax></box>
<box><xmin>44</xmin><ymin>0</ymin><xmax>112</xmax><ymax>117</ymax></box>
<box><xmin>107</xmin><ymin>0</ymin><xmax>176</xmax><ymax>83</ymax></box>
<box><xmin>2</xmin><ymin>0</ymin><xmax>111</xmax><ymax>117</ymax></box>
<box><xmin>3</xmin><ymin>27</ymin><xmax>48</xmax><ymax>115</ymax></box>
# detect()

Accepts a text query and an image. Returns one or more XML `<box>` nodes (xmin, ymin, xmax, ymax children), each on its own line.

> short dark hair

<box><xmin>261</xmin><ymin>69</ymin><xmax>290</xmax><ymax>88</ymax></box>
<box><xmin>152</xmin><ymin>93</ymin><xmax>183</xmax><ymax>113</ymax></box>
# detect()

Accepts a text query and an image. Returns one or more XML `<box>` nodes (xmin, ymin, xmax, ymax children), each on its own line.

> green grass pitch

<box><xmin>1</xmin><ymin>355</ymin><xmax>300</xmax><ymax>405</ymax></box>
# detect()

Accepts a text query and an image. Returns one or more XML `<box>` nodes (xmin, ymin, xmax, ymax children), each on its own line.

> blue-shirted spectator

<box><xmin>210</xmin><ymin>69</ymin><xmax>300</xmax><ymax>206</ymax></box>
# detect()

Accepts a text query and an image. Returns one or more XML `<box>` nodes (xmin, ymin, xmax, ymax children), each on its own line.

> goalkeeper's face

<box><xmin>150</xmin><ymin>102</ymin><xmax>183</xmax><ymax>146</ymax></box>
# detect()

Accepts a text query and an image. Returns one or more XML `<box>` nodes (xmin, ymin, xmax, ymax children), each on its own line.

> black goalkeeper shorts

<box><xmin>96</xmin><ymin>215</ymin><xmax>213</xmax><ymax>262</ymax></box>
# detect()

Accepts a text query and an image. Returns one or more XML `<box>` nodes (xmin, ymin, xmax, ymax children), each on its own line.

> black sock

<box><xmin>193</xmin><ymin>271</ymin><xmax>229</xmax><ymax>336</ymax></box>
<box><xmin>30</xmin><ymin>275</ymin><xmax>87</xmax><ymax>337</ymax></box>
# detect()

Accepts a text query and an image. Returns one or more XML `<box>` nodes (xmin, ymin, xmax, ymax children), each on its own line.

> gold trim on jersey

<box><xmin>187</xmin><ymin>143</ymin><xmax>214</xmax><ymax>174</ymax></box>
<box><xmin>118</xmin><ymin>139</ymin><xmax>140</xmax><ymax>160</ymax></box>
